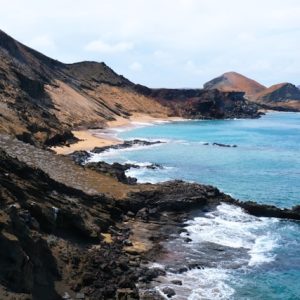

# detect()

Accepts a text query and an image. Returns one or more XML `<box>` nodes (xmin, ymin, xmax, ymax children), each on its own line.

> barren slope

<box><xmin>0</xmin><ymin>30</ymin><xmax>170</xmax><ymax>146</ymax></box>
<box><xmin>204</xmin><ymin>72</ymin><xmax>266</xmax><ymax>97</ymax></box>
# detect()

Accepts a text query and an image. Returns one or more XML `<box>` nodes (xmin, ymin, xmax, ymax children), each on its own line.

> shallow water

<box><xmin>88</xmin><ymin>112</ymin><xmax>300</xmax><ymax>299</ymax></box>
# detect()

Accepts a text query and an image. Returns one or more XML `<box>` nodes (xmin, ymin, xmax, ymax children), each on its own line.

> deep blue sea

<box><xmin>89</xmin><ymin>112</ymin><xmax>300</xmax><ymax>299</ymax></box>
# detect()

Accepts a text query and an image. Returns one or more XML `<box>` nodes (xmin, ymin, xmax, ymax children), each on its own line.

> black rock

<box><xmin>162</xmin><ymin>287</ymin><xmax>176</xmax><ymax>298</ymax></box>
<box><xmin>171</xmin><ymin>280</ymin><xmax>182</xmax><ymax>286</ymax></box>
<box><xmin>92</xmin><ymin>139</ymin><xmax>163</xmax><ymax>154</ymax></box>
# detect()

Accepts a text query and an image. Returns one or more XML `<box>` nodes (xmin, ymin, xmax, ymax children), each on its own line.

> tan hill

<box><xmin>0</xmin><ymin>30</ymin><xmax>262</xmax><ymax>146</ymax></box>
<box><xmin>0</xmin><ymin>29</ymin><xmax>169</xmax><ymax>146</ymax></box>
<box><xmin>203</xmin><ymin>71</ymin><xmax>266</xmax><ymax>97</ymax></box>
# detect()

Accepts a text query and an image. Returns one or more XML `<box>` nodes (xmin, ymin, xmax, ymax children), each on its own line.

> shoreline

<box><xmin>52</xmin><ymin>114</ymin><xmax>184</xmax><ymax>155</ymax></box>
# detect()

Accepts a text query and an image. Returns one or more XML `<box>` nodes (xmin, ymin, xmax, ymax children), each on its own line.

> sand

<box><xmin>52</xmin><ymin>114</ymin><xmax>184</xmax><ymax>155</ymax></box>
<box><xmin>52</xmin><ymin>130</ymin><xmax>121</xmax><ymax>155</ymax></box>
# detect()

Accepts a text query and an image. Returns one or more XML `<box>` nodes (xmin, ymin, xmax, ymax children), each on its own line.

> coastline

<box><xmin>1</xmin><ymin>113</ymin><xmax>300</xmax><ymax>299</ymax></box>
<box><xmin>52</xmin><ymin>114</ymin><xmax>184</xmax><ymax>155</ymax></box>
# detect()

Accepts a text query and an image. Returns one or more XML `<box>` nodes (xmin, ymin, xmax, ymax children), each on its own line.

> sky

<box><xmin>0</xmin><ymin>0</ymin><xmax>300</xmax><ymax>88</ymax></box>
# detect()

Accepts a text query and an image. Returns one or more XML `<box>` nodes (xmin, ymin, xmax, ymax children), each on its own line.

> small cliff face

<box><xmin>136</xmin><ymin>87</ymin><xmax>262</xmax><ymax>119</ymax></box>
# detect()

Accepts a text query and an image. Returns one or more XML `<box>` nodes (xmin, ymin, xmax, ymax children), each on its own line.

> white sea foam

<box><xmin>155</xmin><ymin>268</ymin><xmax>235</xmax><ymax>300</ymax></box>
<box><xmin>184</xmin><ymin>203</ymin><xmax>278</xmax><ymax>266</ymax></box>
<box><xmin>152</xmin><ymin>204</ymin><xmax>279</xmax><ymax>299</ymax></box>
<box><xmin>125</xmin><ymin>168</ymin><xmax>172</xmax><ymax>184</ymax></box>
<box><xmin>86</xmin><ymin>142</ymin><xmax>164</xmax><ymax>163</ymax></box>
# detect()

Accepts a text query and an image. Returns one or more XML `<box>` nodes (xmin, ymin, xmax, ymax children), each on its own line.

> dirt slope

<box><xmin>0</xmin><ymin>30</ymin><xmax>170</xmax><ymax>146</ymax></box>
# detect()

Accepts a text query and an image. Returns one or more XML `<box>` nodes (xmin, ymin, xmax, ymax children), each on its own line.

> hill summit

<box><xmin>203</xmin><ymin>71</ymin><xmax>266</xmax><ymax>98</ymax></box>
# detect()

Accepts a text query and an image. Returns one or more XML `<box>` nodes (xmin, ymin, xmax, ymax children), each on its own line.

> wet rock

<box><xmin>184</xmin><ymin>237</ymin><xmax>192</xmax><ymax>243</ymax></box>
<box><xmin>85</xmin><ymin>161</ymin><xmax>138</xmax><ymax>185</ymax></box>
<box><xmin>92</xmin><ymin>139</ymin><xmax>163</xmax><ymax>154</ymax></box>
<box><xmin>140</xmin><ymin>289</ymin><xmax>165</xmax><ymax>300</ymax></box>
<box><xmin>165</xmin><ymin>265</ymin><xmax>188</xmax><ymax>274</ymax></box>
<box><xmin>69</xmin><ymin>151</ymin><xmax>91</xmax><ymax>165</ymax></box>
<box><xmin>116</xmin><ymin>288</ymin><xmax>138</xmax><ymax>300</ymax></box>
<box><xmin>171</xmin><ymin>280</ymin><xmax>182</xmax><ymax>286</ymax></box>
<box><xmin>140</xmin><ymin>268</ymin><xmax>166</xmax><ymax>283</ymax></box>
<box><xmin>162</xmin><ymin>287</ymin><xmax>176</xmax><ymax>298</ymax></box>
<box><xmin>146</xmin><ymin>163</ymin><xmax>163</xmax><ymax>170</ymax></box>
<box><xmin>212</xmin><ymin>142</ymin><xmax>237</xmax><ymax>148</ymax></box>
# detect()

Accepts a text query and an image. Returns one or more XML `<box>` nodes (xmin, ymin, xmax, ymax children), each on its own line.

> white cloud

<box><xmin>129</xmin><ymin>62</ymin><xmax>142</xmax><ymax>72</ymax></box>
<box><xmin>0</xmin><ymin>0</ymin><xmax>300</xmax><ymax>86</ymax></box>
<box><xmin>84</xmin><ymin>40</ymin><xmax>134</xmax><ymax>53</ymax></box>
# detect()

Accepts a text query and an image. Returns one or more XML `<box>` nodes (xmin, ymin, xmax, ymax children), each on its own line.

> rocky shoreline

<box><xmin>1</xmin><ymin>142</ymin><xmax>300</xmax><ymax>299</ymax></box>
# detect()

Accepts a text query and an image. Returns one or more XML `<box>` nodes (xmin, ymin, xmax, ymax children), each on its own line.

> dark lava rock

<box><xmin>140</xmin><ymin>88</ymin><xmax>263</xmax><ymax>119</ymax></box>
<box><xmin>212</xmin><ymin>142</ymin><xmax>237</xmax><ymax>148</ymax></box>
<box><xmin>146</xmin><ymin>163</ymin><xmax>164</xmax><ymax>170</ymax></box>
<box><xmin>69</xmin><ymin>150</ymin><xmax>91</xmax><ymax>164</ymax></box>
<box><xmin>140</xmin><ymin>268</ymin><xmax>166</xmax><ymax>283</ymax></box>
<box><xmin>171</xmin><ymin>280</ymin><xmax>182</xmax><ymax>286</ymax></box>
<box><xmin>85</xmin><ymin>161</ymin><xmax>138</xmax><ymax>184</ymax></box>
<box><xmin>162</xmin><ymin>287</ymin><xmax>176</xmax><ymax>298</ymax></box>
<box><xmin>140</xmin><ymin>289</ymin><xmax>165</xmax><ymax>300</ymax></box>
<box><xmin>92</xmin><ymin>139</ymin><xmax>163</xmax><ymax>154</ymax></box>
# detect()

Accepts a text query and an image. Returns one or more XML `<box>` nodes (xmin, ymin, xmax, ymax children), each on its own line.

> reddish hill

<box><xmin>253</xmin><ymin>83</ymin><xmax>300</xmax><ymax>111</ymax></box>
<box><xmin>203</xmin><ymin>72</ymin><xmax>266</xmax><ymax>98</ymax></box>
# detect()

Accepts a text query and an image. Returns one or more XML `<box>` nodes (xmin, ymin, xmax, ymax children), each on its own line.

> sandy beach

<box><xmin>52</xmin><ymin>114</ymin><xmax>183</xmax><ymax>155</ymax></box>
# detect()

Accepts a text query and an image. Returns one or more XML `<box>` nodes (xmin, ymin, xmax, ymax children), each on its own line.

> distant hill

<box><xmin>253</xmin><ymin>83</ymin><xmax>300</xmax><ymax>111</ymax></box>
<box><xmin>204</xmin><ymin>72</ymin><xmax>300</xmax><ymax>111</ymax></box>
<box><xmin>254</xmin><ymin>83</ymin><xmax>300</xmax><ymax>102</ymax></box>
<box><xmin>203</xmin><ymin>72</ymin><xmax>266</xmax><ymax>98</ymax></box>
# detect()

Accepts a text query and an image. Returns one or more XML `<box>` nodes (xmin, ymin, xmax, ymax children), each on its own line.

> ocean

<box><xmin>88</xmin><ymin>112</ymin><xmax>300</xmax><ymax>299</ymax></box>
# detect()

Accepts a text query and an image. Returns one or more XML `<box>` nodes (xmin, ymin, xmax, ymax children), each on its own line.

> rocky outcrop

<box><xmin>254</xmin><ymin>83</ymin><xmax>300</xmax><ymax>103</ymax></box>
<box><xmin>137</xmin><ymin>87</ymin><xmax>262</xmax><ymax>119</ymax></box>
<box><xmin>85</xmin><ymin>161</ymin><xmax>138</xmax><ymax>185</ymax></box>
<box><xmin>252</xmin><ymin>83</ymin><xmax>300</xmax><ymax>111</ymax></box>
<box><xmin>92</xmin><ymin>139</ymin><xmax>163</xmax><ymax>154</ymax></box>
<box><xmin>68</xmin><ymin>139</ymin><xmax>163</xmax><ymax>165</ymax></box>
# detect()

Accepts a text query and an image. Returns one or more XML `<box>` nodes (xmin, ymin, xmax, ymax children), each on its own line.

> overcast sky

<box><xmin>0</xmin><ymin>0</ymin><xmax>299</xmax><ymax>88</ymax></box>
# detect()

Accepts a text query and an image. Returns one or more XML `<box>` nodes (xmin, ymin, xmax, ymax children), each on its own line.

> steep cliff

<box><xmin>136</xmin><ymin>86</ymin><xmax>261</xmax><ymax>119</ymax></box>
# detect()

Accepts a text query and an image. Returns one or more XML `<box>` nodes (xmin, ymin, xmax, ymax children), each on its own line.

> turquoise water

<box><xmin>89</xmin><ymin>112</ymin><xmax>300</xmax><ymax>299</ymax></box>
